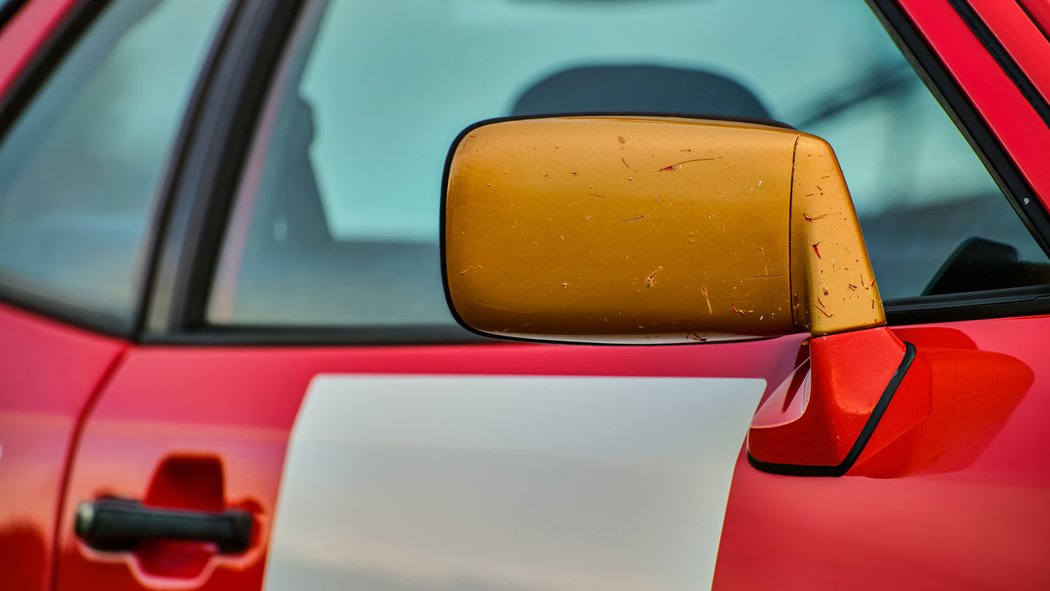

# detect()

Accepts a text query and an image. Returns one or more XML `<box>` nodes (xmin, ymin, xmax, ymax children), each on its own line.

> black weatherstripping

<box><xmin>747</xmin><ymin>341</ymin><xmax>916</xmax><ymax>477</ymax></box>
<box><xmin>888</xmin><ymin>284</ymin><xmax>1050</xmax><ymax>325</ymax></box>
<box><xmin>75</xmin><ymin>498</ymin><xmax>253</xmax><ymax>554</ymax></box>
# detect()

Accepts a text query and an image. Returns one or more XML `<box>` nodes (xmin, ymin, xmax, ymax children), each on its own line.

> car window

<box><xmin>207</xmin><ymin>0</ymin><xmax>1049</xmax><ymax>329</ymax></box>
<box><xmin>0</xmin><ymin>0</ymin><xmax>228</xmax><ymax>326</ymax></box>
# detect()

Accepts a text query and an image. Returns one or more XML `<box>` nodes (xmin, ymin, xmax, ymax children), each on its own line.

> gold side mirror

<box><xmin>443</xmin><ymin>116</ymin><xmax>884</xmax><ymax>344</ymax></box>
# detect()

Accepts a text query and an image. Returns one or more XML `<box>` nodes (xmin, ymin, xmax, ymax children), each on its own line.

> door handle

<box><xmin>75</xmin><ymin>498</ymin><xmax>253</xmax><ymax>554</ymax></box>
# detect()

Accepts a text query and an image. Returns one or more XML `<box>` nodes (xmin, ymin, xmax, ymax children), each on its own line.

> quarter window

<box><xmin>0</xmin><ymin>0</ymin><xmax>228</xmax><ymax>326</ymax></box>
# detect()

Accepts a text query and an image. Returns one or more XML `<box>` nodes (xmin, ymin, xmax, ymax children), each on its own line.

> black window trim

<box><xmin>0</xmin><ymin>0</ymin><xmax>242</xmax><ymax>337</ymax></box>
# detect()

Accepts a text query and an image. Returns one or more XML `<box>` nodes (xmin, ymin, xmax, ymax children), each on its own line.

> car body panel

<box><xmin>53</xmin><ymin>337</ymin><xmax>804</xmax><ymax>590</ymax></box>
<box><xmin>969</xmin><ymin>0</ymin><xmax>1050</xmax><ymax>105</ymax></box>
<box><xmin>715</xmin><ymin>317</ymin><xmax>1050</xmax><ymax>589</ymax></box>
<box><xmin>0</xmin><ymin>302</ymin><xmax>126</xmax><ymax>591</ymax></box>
<box><xmin>1019</xmin><ymin>0</ymin><xmax>1050</xmax><ymax>40</ymax></box>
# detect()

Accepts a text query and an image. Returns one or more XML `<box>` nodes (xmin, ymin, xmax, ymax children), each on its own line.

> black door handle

<box><xmin>75</xmin><ymin>498</ymin><xmax>253</xmax><ymax>554</ymax></box>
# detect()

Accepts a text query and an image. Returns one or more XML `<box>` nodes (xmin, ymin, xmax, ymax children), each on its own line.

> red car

<box><xmin>1</xmin><ymin>0</ymin><xmax>1049</xmax><ymax>589</ymax></box>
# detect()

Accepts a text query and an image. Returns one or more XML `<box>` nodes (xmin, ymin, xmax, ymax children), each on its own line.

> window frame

<box><xmin>137</xmin><ymin>0</ymin><xmax>1050</xmax><ymax>346</ymax></box>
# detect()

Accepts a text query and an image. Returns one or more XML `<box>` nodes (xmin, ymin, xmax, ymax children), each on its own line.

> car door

<box><xmin>29</xmin><ymin>1</ymin><xmax>1050</xmax><ymax>590</ymax></box>
<box><xmin>0</xmin><ymin>296</ymin><xmax>125</xmax><ymax>591</ymax></box>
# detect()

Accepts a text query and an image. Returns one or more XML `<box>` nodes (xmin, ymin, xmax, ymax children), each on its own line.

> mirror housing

<box><xmin>443</xmin><ymin>116</ymin><xmax>884</xmax><ymax>343</ymax></box>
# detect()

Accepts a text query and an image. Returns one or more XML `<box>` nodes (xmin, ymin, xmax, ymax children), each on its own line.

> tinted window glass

<box><xmin>0</xmin><ymin>0</ymin><xmax>227</xmax><ymax>324</ymax></box>
<box><xmin>208</xmin><ymin>0</ymin><xmax>1048</xmax><ymax>328</ymax></box>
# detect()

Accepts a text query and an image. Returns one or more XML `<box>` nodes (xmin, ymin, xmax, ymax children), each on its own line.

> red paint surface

<box><xmin>899</xmin><ymin>0</ymin><xmax>1050</xmax><ymax>209</ymax></box>
<box><xmin>715</xmin><ymin>316</ymin><xmax>1050</xmax><ymax>589</ymax></box>
<box><xmin>749</xmin><ymin>327</ymin><xmax>907</xmax><ymax>467</ymax></box>
<box><xmin>1019</xmin><ymin>0</ymin><xmax>1050</xmax><ymax>37</ymax></box>
<box><xmin>968</xmin><ymin>0</ymin><xmax>1050</xmax><ymax>104</ymax></box>
<box><xmin>854</xmin><ymin>327</ymin><xmax>1033</xmax><ymax>478</ymax></box>
<box><xmin>59</xmin><ymin>317</ymin><xmax>1050</xmax><ymax>590</ymax></box>
<box><xmin>0</xmin><ymin>303</ymin><xmax>126</xmax><ymax>591</ymax></box>
<box><xmin>54</xmin><ymin>336</ymin><xmax>803</xmax><ymax>590</ymax></box>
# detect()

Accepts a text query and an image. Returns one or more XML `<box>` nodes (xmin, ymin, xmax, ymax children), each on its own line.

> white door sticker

<box><xmin>264</xmin><ymin>375</ymin><xmax>764</xmax><ymax>591</ymax></box>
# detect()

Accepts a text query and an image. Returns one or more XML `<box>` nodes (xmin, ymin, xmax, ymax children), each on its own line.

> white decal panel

<box><xmin>264</xmin><ymin>375</ymin><xmax>765</xmax><ymax>591</ymax></box>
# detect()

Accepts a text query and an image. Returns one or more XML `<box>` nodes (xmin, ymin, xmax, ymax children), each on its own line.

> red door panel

<box><xmin>54</xmin><ymin>316</ymin><xmax>1050</xmax><ymax>589</ymax></box>
<box><xmin>53</xmin><ymin>336</ymin><xmax>803</xmax><ymax>590</ymax></box>
<box><xmin>0</xmin><ymin>303</ymin><xmax>126</xmax><ymax>591</ymax></box>
<box><xmin>715</xmin><ymin>316</ymin><xmax>1050</xmax><ymax>590</ymax></box>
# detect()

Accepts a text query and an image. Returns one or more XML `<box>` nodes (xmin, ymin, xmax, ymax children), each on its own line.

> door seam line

<box><xmin>47</xmin><ymin>345</ymin><xmax>131</xmax><ymax>591</ymax></box>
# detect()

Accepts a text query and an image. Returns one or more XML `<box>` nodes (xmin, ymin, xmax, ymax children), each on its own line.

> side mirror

<box><xmin>442</xmin><ymin>116</ymin><xmax>884</xmax><ymax>344</ymax></box>
<box><xmin>441</xmin><ymin>115</ymin><xmax>915</xmax><ymax>476</ymax></box>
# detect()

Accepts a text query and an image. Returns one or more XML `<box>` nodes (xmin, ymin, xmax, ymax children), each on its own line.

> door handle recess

<box><xmin>75</xmin><ymin>498</ymin><xmax>253</xmax><ymax>554</ymax></box>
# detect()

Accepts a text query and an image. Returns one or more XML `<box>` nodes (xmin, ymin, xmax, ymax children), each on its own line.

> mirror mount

<box><xmin>748</xmin><ymin>327</ymin><xmax>915</xmax><ymax>475</ymax></box>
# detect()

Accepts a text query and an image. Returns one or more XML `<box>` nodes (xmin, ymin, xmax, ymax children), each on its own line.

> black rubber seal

<box><xmin>747</xmin><ymin>341</ymin><xmax>916</xmax><ymax>477</ymax></box>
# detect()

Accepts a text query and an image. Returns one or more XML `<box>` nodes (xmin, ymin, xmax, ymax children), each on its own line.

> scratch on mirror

<box><xmin>644</xmin><ymin>266</ymin><xmax>663</xmax><ymax>288</ymax></box>
<box><xmin>657</xmin><ymin>156</ymin><xmax>723</xmax><ymax>172</ymax></box>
